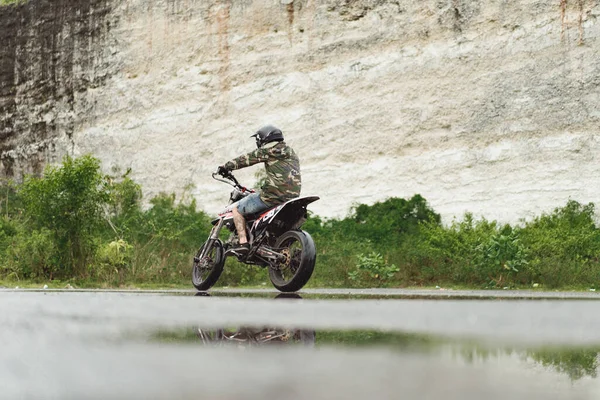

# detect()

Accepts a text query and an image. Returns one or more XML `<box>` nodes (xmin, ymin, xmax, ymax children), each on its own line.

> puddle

<box><xmin>149</xmin><ymin>325</ymin><xmax>600</xmax><ymax>383</ymax></box>
<box><xmin>191</xmin><ymin>291</ymin><xmax>493</xmax><ymax>301</ymax></box>
<box><xmin>3</xmin><ymin>291</ymin><xmax>600</xmax><ymax>399</ymax></box>
<box><xmin>151</xmin><ymin>292</ymin><xmax>600</xmax><ymax>384</ymax></box>
<box><xmin>191</xmin><ymin>289</ymin><xmax>600</xmax><ymax>301</ymax></box>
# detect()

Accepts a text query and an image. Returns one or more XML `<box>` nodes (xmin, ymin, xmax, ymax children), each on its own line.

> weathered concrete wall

<box><xmin>1</xmin><ymin>0</ymin><xmax>599</xmax><ymax>222</ymax></box>
<box><xmin>0</xmin><ymin>0</ymin><xmax>116</xmax><ymax>176</ymax></box>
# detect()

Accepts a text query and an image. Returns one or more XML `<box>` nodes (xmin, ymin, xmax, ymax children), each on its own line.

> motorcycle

<box><xmin>196</xmin><ymin>326</ymin><xmax>316</xmax><ymax>347</ymax></box>
<box><xmin>194</xmin><ymin>293</ymin><xmax>316</xmax><ymax>346</ymax></box>
<box><xmin>192</xmin><ymin>171</ymin><xmax>319</xmax><ymax>292</ymax></box>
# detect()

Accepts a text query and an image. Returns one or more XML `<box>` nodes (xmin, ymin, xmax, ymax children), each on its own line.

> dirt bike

<box><xmin>194</xmin><ymin>293</ymin><xmax>316</xmax><ymax>346</ymax></box>
<box><xmin>192</xmin><ymin>171</ymin><xmax>319</xmax><ymax>292</ymax></box>
<box><xmin>196</xmin><ymin>326</ymin><xmax>316</xmax><ymax>347</ymax></box>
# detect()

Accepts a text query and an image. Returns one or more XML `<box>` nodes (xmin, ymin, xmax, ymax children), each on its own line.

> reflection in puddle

<box><xmin>148</xmin><ymin>292</ymin><xmax>600</xmax><ymax>384</ymax></box>
<box><xmin>196</xmin><ymin>327</ymin><xmax>316</xmax><ymax>347</ymax></box>
<box><xmin>151</xmin><ymin>326</ymin><xmax>600</xmax><ymax>382</ymax></box>
<box><xmin>529</xmin><ymin>348</ymin><xmax>599</xmax><ymax>381</ymax></box>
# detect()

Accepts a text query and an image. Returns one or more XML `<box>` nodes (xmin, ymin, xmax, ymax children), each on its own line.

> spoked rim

<box><xmin>196</xmin><ymin>328</ymin><xmax>225</xmax><ymax>344</ymax></box>
<box><xmin>272</xmin><ymin>236</ymin><xmax>303</xmax><ymax>284</ymax></box>
<box><xmin>192</xmin><ymin>244</ymin><xmax>220</xmax><ymax>285</ymax></box>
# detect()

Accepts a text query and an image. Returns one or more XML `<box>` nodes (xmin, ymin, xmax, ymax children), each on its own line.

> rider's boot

<box><xmin>230</xmin><ymin>242</ymin><xmax>250</xmax><ymax>257</ymax></box>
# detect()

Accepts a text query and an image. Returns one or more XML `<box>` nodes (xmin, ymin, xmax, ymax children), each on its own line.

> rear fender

<box><xmin>251</xmin><ymin>196</ymin><xmax>319</xmax><ymax>232</ymax></box>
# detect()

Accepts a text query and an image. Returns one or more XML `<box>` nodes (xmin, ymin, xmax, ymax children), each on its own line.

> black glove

<box><xmin>217</xmin><ymin>165</ymin><xmax>230</xmax><ymax>177</ymax></box>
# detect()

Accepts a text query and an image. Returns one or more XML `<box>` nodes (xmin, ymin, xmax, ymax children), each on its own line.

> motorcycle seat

<box><xmin>245</xmin><ymin>205</ymin><xmax>279</xmax><ymax>222</ymax></box>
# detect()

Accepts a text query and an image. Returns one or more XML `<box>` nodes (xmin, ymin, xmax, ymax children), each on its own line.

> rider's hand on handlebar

<box><xmin>216</xmin><ymin>165</ymin><xmax>230</xmax><ymax>177</ymax></box>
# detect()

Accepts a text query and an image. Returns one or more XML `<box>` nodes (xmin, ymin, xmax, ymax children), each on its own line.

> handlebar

<box><xmin>212</xmin><ymin>171</ymin><xmax>253</xmax><ymax>194</ymax></box>
<box><xmin>219</xmin><ymin>170</ymin><xmax>240</xmax><ymax>186</ymax></box>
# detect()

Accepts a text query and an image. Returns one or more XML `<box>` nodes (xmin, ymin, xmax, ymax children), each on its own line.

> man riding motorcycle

<box><xmin>217</xmin><ymin>125</ymin><xmax>301</xmax><ymax>256</ymax></box>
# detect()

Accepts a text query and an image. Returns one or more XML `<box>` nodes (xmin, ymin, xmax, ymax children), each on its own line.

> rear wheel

<box><xmin>192</xmin><ymin>239</ymin><xmax>225</xmax><ymax>291</ymax></box>
<box><xmin>268</xmin><ymin>230</ymin><xmax>316</xmax><ymax>292</ymax></box>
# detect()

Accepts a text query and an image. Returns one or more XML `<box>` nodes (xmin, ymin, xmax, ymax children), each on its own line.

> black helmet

<box><xmin>251</xmin><ymin>125</ymin><xmax>284</xmax><ymax>148</ymax></box>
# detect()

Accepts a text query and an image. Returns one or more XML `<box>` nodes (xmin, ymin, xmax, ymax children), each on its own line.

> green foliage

<box><xmin>18</xmin><ymin>155</ymin><xmax>109</xmax><ymax>277</ymax></box>
<box><xmin>474</xmin><ymin>227</ymin><xmax>529</xmax><ymax>287</ymax></box>
<box><xmin>2</xmin><ymin>155</ymin><xmax>600</xmax><ymax>290</ymax></box>
<box><xmin>523</xmin><ymin>200</ymin><xmax>600</xmax><ymax>260</ymax></box>
<box><xmin>518</xmin><ymin>200</ymin><xmax>600</xmax><ymax>287</ymax></box>
<box><xmin>305</xmin><ymin>197</ymin><xmax>600</xmax><ymax>290</ymax></box>
<box><xmin>136</xmin><ymin>193</ymin><xmax>208</xmax><ymax>242</ymax></box>
<box><xmin>0</xmin><ymin>179</ymin><xmax>20</xmax><ymax>218</ymax></box>
<box><xmin>352</xmin><ymin>195</ymin><xmax>440</xmax><ymax>235</ymax></box>
<box><xmin>338</xmin><ymin>195</ymin><xmax>440</xmax><ymax>246</ymax></box>
<box><xmin>348</xmin><ymin>252</ymin><xmax>399</xmax><ymax>285</ymax></box>
<box><xmin>476</xmin><ymin>229</ymin><xmax>528</xmax><ymax>273</ymax></box>
<box><xmin>411</xmin><ymin>213</ymin><xmax>500</xmax><ymax>284</ymax></box>
<box><xmin>93</xmin><ymin>239</ymin><xmax>134</xmax><ymax>283</ymax></box>
<box><xmin>409</xmin><ymin>215</ymin><xmax>530</xmax><ymax>287</ymax></box>
<box><xmin>106</xmin><ymin>168</ymin><xmax>143</xmax><ymax>234</ymax></box>
<box><xmin>528</xmin><ymin>348</ymin><xmax>599</xmax><ymax>381</ymax></box>
<box><xmin>306</xmin><ymin>196</ymin><xmax>439</xmax><ymax>288</ymax></box>
<box><xmin>218</xmin><ymin>258</ymin><xmax>265</xmax><ymax>287</ymax></box>
<box><xmin>2</xmin><ymin>228</ymin><xmax>56</xmax><ymax>280</ymax></box>
<box><xmin>0</xmin><ymin>156</ymin><xmax>213</xmax><ymax>285</ymax></box>
<box><xmin>412</xmin><ymin>201</ymin><xmax>600</xmax><ymax>288</ymax></box>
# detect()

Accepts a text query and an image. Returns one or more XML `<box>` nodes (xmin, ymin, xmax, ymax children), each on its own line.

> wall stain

<box><xmin>0</xmin><ymin>0</ymin><xmax>114</xmax><ymax>178</ymax></box>
<box><xmin>287</xmin><ymin>1</ymin><xmax>295</xmax><ymax>45</ymax></box>
<box><xmin>560</xmin><ymin>0</ymin><xmax>595</xmax><ymax>45</ymax></box>
<box><xmin>214</xmin><ymin>0</ymin><xmax>232</xmax><ymax>93</ymax></box>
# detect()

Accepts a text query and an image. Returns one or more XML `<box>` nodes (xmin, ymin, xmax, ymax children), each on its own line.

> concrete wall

<box><xmin>1</xmin><ymin>0</ymin><xmax>599</xmax><ymax>222</ymax></box>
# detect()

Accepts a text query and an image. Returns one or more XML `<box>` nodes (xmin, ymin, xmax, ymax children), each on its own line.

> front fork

<box><xmin>198</xmin><ymin>218</ymin><xmax>225</xmax><ymax>260</ymax></box>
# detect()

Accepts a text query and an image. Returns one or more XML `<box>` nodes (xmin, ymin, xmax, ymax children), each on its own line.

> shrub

<box><xmin>474</xmin><ymin>227</ymin><xmax>529</xmax><ymax>287</ymax></box>
<box><xmin>93</xmin><ymin>239</ymin><xmax>134</xmax><ymax>283</ymax></box>
<box><xmin>0</xmin><ymin>179</ymin><xmax>20</xmax><ymax>218</ymax></box>
<box><xmin>343</xmin><ymin>195</ymin><xmax>441</xmax><ymax>246</ymax></box>
<box><xmin>3</xmin><ymin>228</ymin><xmax>57</xmax><ymax>280</ymax></box>
<box><xmin>18</xmin><ymin>155</ymin><xmax>109</xmax><ymax>278</ymax></box>
<box><xmin>519</xmin><ymin>200</ymin><xmax>600</xmax><ymax>287</ymax></box>
<box><xmin>119</xmin><ymin>192</ymin><xmax>213</xmax><ymax>282</ymax></box>
<box><xmin>348</xmin><ymin>252</ymin><xmax>399</xmax><ymax>285</ymax></box>
<box><xmin>3</xmin><ymin>153</ymin><xmax>600</xmax><ymax>291</ymax></box>
<box><xmin>415</xmin><ymin>213</ymin><xmax>498</xmax><ymax>284</ymax></box>
<box><xmin>353</xmin><ymin>195</ymin><xmax>440</xmax><ymax>233</ymax></box>
<box><xmin>106</xmin><ymin>168</ymin><xmax>143</xmax><ymax>236</ymax></box>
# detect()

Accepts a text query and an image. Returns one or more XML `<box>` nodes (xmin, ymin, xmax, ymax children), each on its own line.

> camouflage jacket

<box><xmin>223</xmin><ymin>141</ymin><xmax>301</xmax><ymax>206</ymax></box>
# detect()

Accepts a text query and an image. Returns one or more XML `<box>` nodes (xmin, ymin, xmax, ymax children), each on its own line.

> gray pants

<box><xmin>236</xmin><ymin>192</ymin><xmax>270</xmax><ymax>217</ymax></box>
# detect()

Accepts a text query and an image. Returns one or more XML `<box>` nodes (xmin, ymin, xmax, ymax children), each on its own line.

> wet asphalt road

<box><xmin>6</xmin><ymin>286</ymin><xmax>600</xmax><ymax>299</ymax></box>
<box><xmin>2</xmin><ymin>289</ymin><xmax>600</xmax><ymax>399</ymax></box>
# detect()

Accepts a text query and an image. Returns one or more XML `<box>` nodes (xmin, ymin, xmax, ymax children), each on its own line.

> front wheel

<box><xmin>269</xmin><ymin>230</ymin><xmax>316</xmax><ymax>292</ymax></box>
<box><xmin>192</xmin><ymin>239</ymin><xmax>225</xmax><ymax>291</ymax></box>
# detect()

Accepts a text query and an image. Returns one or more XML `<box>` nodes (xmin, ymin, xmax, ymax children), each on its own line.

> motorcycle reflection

<box><xmin>194</xmin><ymin>293</ymin><xmax>316</xmax><ymax>347</ymax></box>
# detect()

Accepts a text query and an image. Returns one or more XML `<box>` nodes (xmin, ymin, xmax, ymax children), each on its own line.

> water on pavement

<box><xmin>1</xmin><ymin>290</ymin><xmax>599</xmax><ymax>399</ymax></box>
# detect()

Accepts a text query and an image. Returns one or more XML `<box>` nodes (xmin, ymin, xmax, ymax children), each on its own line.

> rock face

<box><xmin>1</xmin><ymin>0</ymin><xmax>599</xmax><ymax>222</ymax></box>
<box><xmin>0</xmin><ymin>0</ymin><xmax>116</xmax><ymax>176</ymax></box>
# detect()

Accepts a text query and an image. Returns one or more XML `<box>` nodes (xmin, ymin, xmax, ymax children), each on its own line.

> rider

<box><xmin>217</xmin><ymin>125</ymin><xmax>301</xmax><ymax>255</ymax></box>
